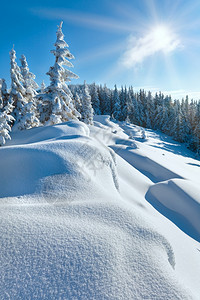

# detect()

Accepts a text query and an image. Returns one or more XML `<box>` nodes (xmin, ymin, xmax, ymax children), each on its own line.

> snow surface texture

<box><xmin>0</xmin><ymin>116</ymin><xmax>200</xmax><ymax>299</ymax></box>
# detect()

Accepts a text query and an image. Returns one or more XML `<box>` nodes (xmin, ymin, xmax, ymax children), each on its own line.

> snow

<box><xmin>0</xmin><ymin>116</ymin><xmax>200</xmax><ymax>299</ymax></box>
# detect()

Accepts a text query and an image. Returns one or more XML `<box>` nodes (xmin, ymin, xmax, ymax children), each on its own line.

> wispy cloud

<box><xmin>30</xmin><ymin>7</ymin><xmax>132</xmax><ymax>33</ymax></box>
<box><xmin>121</xmin><ymin>28</ymin><xmax>182</xmax><ymax>68</ymax></box>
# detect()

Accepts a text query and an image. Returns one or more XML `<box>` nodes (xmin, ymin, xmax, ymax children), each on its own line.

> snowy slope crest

<box><xmin>0</xmin><ymin>121</ymin><xmax>118</xmax><ymax>201</ymax></box>
<box><xmin>0</xmin><ymin>117</ymin><xmax>199</xmax><ymax>299</ymax></box>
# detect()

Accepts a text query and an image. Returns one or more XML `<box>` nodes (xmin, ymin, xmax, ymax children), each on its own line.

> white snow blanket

<box><xmin>0</xmin><ymin>116</ymin><xmax>199</xmax><ymax>299</ymax></box>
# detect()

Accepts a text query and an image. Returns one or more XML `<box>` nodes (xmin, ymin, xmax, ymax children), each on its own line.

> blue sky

<box><xmin>1</xmin><ymin>0</ymin><xmax>200</xmax><ymax>99</ymax></box>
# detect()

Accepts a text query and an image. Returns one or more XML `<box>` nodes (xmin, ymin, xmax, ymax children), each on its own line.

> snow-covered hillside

<box><xmin>0</xmin><ymin>116</ymin><xmax>200</xmax><ymax>299</ymax></box>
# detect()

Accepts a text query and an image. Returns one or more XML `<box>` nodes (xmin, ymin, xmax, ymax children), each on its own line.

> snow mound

<box><xmin>0</xmin><ymin>121</ymin><xmax>118</xmax><ymax>199</ymax></box>
<box><xmin>110</xmin><ymin>146</ymin><xmax>183</xmax><ymax>183</ymax></box>
<box><xmin>0</xmin><ymin>201</ymin><xmax>193</xmax><ymax>299</ymax></box>
<box><xmin>146</xmin><ymin>179</ymin><xmax>200</xmax><ymax>242</ymax></box>
<box><xmin>8</xmin><ymin>121</ymin><xmax>90</xmax><ymax>146</ymax></box>
<box><xmin>0</xmin><ymin>119</ymin><xmax>200</xmax><ymax>299</ymax></box>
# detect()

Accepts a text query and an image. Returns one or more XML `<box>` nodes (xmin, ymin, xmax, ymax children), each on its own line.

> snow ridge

<box><xmin>0</xmin><ymin>116</ymin><xmax>199</xmax><ymax>299</ymax></box>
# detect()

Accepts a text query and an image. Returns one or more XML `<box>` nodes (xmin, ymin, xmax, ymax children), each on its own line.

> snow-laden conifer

<box><xmin>17</xmin><ymin>102</ymin><xmax>40</xmax><ymax>130</ymax></box>
<box><xmin>126</xmin><ymin>95</ymin><xmax>134</xmax><ymax>123</ymax></box>
<box><xmin>20</xmin><ymin>55</ymin><xmax>38</xmax><ymax>97</ymax></box>
<box><xmin>41</xmin><ymin>81</ymin><xmax>46</xmax><ymax>93</ymax></box>
<box><xmin>145</xmin><ymin>91</ymin><xmax>153</xmax><ymax>128</ymax></box>
<box><xmin>101</xmin><ymin>84</ymin><xmax>111</xmax><ymax>115</ymax></box>
<box><xmin>0</xmin><ymin>81</ymin><xmax>3</xmax><ymax>109</ymax></box>
<box><xmin>1</xmin><ymin>79</ymin><xmax>8</xmax><ymax>97</ymax></box>
<box><xmin>0</xmin><ymin>79</ymin><xmax>9</xmax><ymax>109</ymax></box>
<box><xmin>74</xmin><ymin>92</ymin><xmax>82</xmax><ymax>116</ymax></box>
<box><xmin>80</xmin><ymin>81</ymin><xmax>94</xmax><ymax>125</ymax></box>
<box><xmin>9</xmin><ymin>47</ymin><xmax>26</xmax><ymax>120</ymax></box>
<box><xmin>90</xmin><ymin>83</ymin><xmax>101</xmax><ymax>115</ymax></box>
<box><xmin>131</xmin><ymin>94</ymin><xmax>140</xmax><ymax>124</ymax></box>
<box><xmin>112</xmin><ymin>85</ymin><xmax>121</xmax><ymax>120</ymax></box>
<box><xmin>0</xmin><ymin>102</ymin><xmax>15</xmax><ymax>146</ymax></box>
<box><xmin>38</xmin><ymin>21</ymin><xmax>80</xmax><ymax>125</ymax></box>
<box><xmin>121</xmin><ymin>86</ymin><xmax>128</xmax><ymax>120</ymax></box>
<box><xmin>17</xmin><ymin>54</ymin><xmax>40</xmax><ymax>130</ymax></box>
<box><xmin>194</xmin><ymin>121</ymin><xmax>200</xmax><ymax>156</ymax></box>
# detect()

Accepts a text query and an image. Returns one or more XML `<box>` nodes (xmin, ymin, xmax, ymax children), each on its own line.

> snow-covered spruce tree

<box><xmin>192</xmin><ymin>101</ymin><xmax>200</xmax><ymax>155</ymax></box>
<box><xmin>0</xmin><ymin>80</ymin><xmax>3</xmax><ymax>109</ymax></box>
<box><xmin>130</xmin><ymin>93</ymin><xmax>140</xmax><ymax>125</ymax></box>
<box><xmin>102</xmin><ymin>84</ymin><xmax>111</xmax><ymax>115</ymax></box>
<box><xmin>112</xmin><ymin>85</ymin><xmax>121</xmax><ymax>120</ymax></box>
<box><xmin>73</xmin><ymin>92</ymin><xmax>82</xmax><ymax>116</ymax></box>
<box><xmin>37</xmin><ymin>21</ymin><xmax>80</xmax><ymax>125</ymax></box>
<box><xmin>172</xmin><ymin>100</ymin><xmax>182</xmax><ymax>141</ymax></box>
<box><xmin>158</xmin><ymin>97</ymin><xmax>169</xmax><ymax>132</ymax></box>
<box><xmin>20</xmin><ymin>55</ymin><xmax>39</xmax><ymax>95</ymax></box>
<box><xmin>41</xmin><ymin>81</ymin><xmax>46</xmax><ymax>93</ymax></box>
<box><xmin>126</xmin><ymin>94</ymin><xmax>134</xmax><ymax>122</ymax></box>
<box><xmin>90</xmin><ymin>83</ymin><xmax>101</xmax><ymax>115</ymax></box>
<box><xmin>8</xmin><ymin>47</ymin><xmax>26</xmax><ymax>120</ymax></box>
<box><xmin>121</xmin><ymin>86</ymin><xmax>128</xmax><ymax>121</ymax></box>
<box><xmin>0</xmin><ymin>79</ymin><xmax>9</xmax><ymax>108</ymax></box>
<box><xmin>16</xmin><ymin>54</ymin><xmax>40</xmax><ymax>130</ymax></box>
<box><xmin>98</xmin><ymin>85</ymin><xmax>105</xmax><ymax>114</ymax></box>
<box><xmin>80</xmin><ymin>81</ymin><xmax>94</xmax><ymax>125</ymax></box>
<box><xmin>0</xmin><ymin>102</ymin><xmax>15</xmax><ymax>146</ymax></box>
<box><xmin>17</xmin><ymin>101</ymin><xmax>40</xmax><ymax>130</ymax></box>
<box><xmin>145</xmin><ymin>91</ymin><xmax>153</xmax><ymax>128</ymax></box>
<box><xmin>137</xmin><ymin>89</ymin><xmax>146</xmax><ymax>126</ymax></box>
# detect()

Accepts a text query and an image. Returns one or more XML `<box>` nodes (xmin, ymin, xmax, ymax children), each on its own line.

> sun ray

<box><xmin>162</xmin><ymin>54</ymin><xmax>183</xmax><ymax>90</ymax></box>
<box><xmin>31</xmin><ymin>7</ymin><xmax>134</xmax><ymax>33</ymax></box>
<box><xmin>76</xmin><ymin>42</ymin><xmax>125</xmax><ymax>66</ymax></box>
<box><xmin>31</xmin><ymin>0</ymin><xmax>200</xmax><ymax>97</ymax></box>
<box><xmin>143</xmin><ymin>0</ymin><xmax>159</xmax><ymax>23</ymax></box>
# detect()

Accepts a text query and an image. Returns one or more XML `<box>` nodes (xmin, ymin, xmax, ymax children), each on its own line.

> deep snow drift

<box><xmin>0</xmin><ymin>116</ymin><xmax>200</xmax><ymax>299</ymax></box>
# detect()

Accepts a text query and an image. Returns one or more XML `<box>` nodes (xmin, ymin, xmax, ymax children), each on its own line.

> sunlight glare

<box><xmin>151</xmin><ymin>25</ymin><xmax>172</xmax><ymax>49</ymax></box>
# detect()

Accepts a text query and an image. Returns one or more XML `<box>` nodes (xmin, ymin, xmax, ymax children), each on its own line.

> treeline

<box><xmin>0</xmin><ymin>21</ymin><xmax>199</xmax><ymax>157</ymax></box>
<box><xmin>70</xmin><ymin>83</ymin><xmax>200</xmax><ymax>156</ymax></box>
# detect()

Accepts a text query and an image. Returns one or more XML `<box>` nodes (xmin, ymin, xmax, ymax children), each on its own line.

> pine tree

<box><xmin>131</xmin><ymin>93</ymin><xmax>140</xmax><ymax>125</ymax></box>
<box><xmin>0</xmin><ymin>81</ymin><xmax>3</xmax><ymax>109</ymax></box>
<box><xmin>159</xmin><ymin>98</ymin><xmax>169</xmax><ymax>132</ymax></box>
<box><xmin>74</xmin><ymin>92</ymin><xmax>82</xmax><ymax>116</ymax></box>
<box><xmin>110</xmin><ymin>90</ymin><xmax>115</xmax><ymax>116</ymax></box>
<box><xmin>145</xmin><ymin>91</ymin><xmax>153</xmax><ymax>128</ymax></box>
<box><xmin>145</xmin><ymin>110</ymin><xmax>151</xmax><ymax>128</ymax></box>
<box><xmin>41</xmin><ymin>81</ymin><xmax>46</xmax><ymax>93</ymax></box>
<box><xmin>172</xmin><ymin>100</ymin><xmax>181</xmax><ymax>141</ymax></box>
<box><xmin>126</xmin><ymin>94</ymin><xmax>133</xmax><ymax>122</ymax></box>
<box><xmin>37</xmin><ymin>21</ymin><xmax>80</xmax><ymax>125</ymax></box>
<box><xmin>178</xmin><ymin>98</ymin><xmax>190</xmax><ymax>145</ymax></box>
<box><xmin>98</xmin><ymin>85</ymin><xmax>104</xmax><ymax>114</ymax></box>
<box><xmin>99</xmin><ymin>84</ymin><xmax>111</xmax><ymax>115</ymax></box>
<box><xmin>121</xmin><ymin>86</ymin><xmax>128</xmax><ymax>120</ymax></box>
<box><xmin>17</xmin><ymin>54</ymin><xmax>40</xmax><ymax>130</ymax></box>
<box><xmin>17</xmin><ymin>102</ymin><xmax>40</xmax><ymax>130</ymax></box>
<box><xmin>20</xmin><ymin>55</ymin><xmax>39</xmax><ymax>95</ymax></box>
<box><xmin>80</xmin><ymin>81</ymin><xmax>94</xmax><ymax>125</ymax></box>
<box><xmin>8</xmin><ymin>47</ymin><xmax>26</xmax><ymax>121</ymax></box>
<box><xmin>193</xmin><ymin>101</ymin><xmax>200</xmax><ymax>155</ymax></box>
<box><xmin>112</xmin><ymin>85</ymin><xmax>121</xmax><ymax>120</ymax></box>
<box><xmin>0</xmin><ymin>79</ymin><xmax>9</xmax><ymax>108</ymax></box>
<box><xmin>0</xmin><ymin>102</ymin><xmax>15</xmax><ymax>146</ymax></box>
<box><xmin>194</xmin><ymin>121</ymin><xmax>200</xmax><ymax>156</ymax></box>
<box><xmin>90</xmin><ymin>83</ymin><xmax>101</xmax><ymax>115</ymax></box>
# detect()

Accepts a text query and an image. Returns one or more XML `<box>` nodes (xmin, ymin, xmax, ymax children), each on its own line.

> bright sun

<box><xmin>151</xmin><ymin>25</ymin><xmax>172</xmax><ymax>48</ymax></box>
